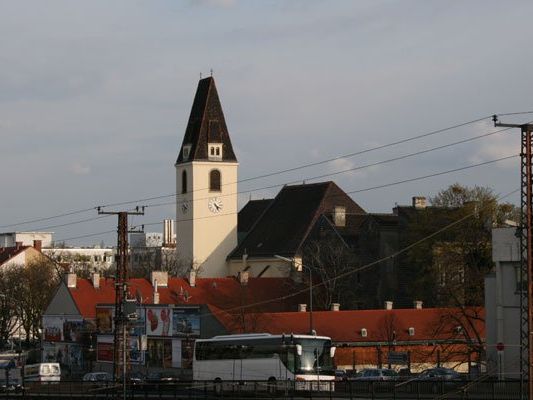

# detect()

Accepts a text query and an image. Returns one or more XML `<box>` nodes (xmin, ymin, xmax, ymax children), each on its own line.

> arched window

<box><xmin>209</xmin><ymin>169</ymin><xmax>221</xmax><ymax>192</ymax></box>
<box><xmin>182</xmin><ymin>170</ymin><xmax>187</xmax><ymax>194</ymax></box>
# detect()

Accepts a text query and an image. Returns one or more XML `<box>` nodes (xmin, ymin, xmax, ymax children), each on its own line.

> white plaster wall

<box><xmin>176</xmin><ymin>161</ymin><xmax>238</xmax><ymax>277</ymax></box>
<box><xmin>0</xmin><ymin>232</ymin><xmax>53</xmax><ymax>247</ymax></box>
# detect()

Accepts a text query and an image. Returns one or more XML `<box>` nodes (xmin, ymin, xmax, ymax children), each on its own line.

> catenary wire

<box><xmin>3</xmin><ymin>112</ymin><xmax>531</xmax><ymax>229</ymax></box>
<box><xmin>132</xmin><ymin>154</ymin><xmax>518</xmax><ymax>224</ymax></box>
<box><xmin>53</xmin><ymin>154</ymin><xmax>517</xmax><ymax>242</ymax></box>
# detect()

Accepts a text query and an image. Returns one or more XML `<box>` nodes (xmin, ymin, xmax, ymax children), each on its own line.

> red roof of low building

<box><xmin>68</xmin><ymin>276</ymin><xmax>306</xmax><ymax>319</ymax></box>
<box><xmin>213</xmin><ymin>307</ymin><xmax>485</xmax><ymax>344</ymax></box>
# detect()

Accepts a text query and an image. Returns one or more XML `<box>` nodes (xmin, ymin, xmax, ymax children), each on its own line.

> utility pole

<box><xmin>493</xmin><ymin>116</ymin><xmax>533</xmax><ymax>400</ymax></box>
<box><xmin>97</xmin><ymin>206</ymin><xmax>145</xmax><ymax>396</ymax></box>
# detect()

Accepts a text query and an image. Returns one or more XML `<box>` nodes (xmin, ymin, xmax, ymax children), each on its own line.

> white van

<box><xmin>24</xmin><ymin>363</ymin><xmax>61</xmax><ymax>382</ymax></box>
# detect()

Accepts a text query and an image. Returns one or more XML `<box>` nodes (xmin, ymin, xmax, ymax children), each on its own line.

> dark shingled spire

<box><xmin>176</xmin><ymin>77</ymin><xmax>237</xmax><ymax>164</ymax></box>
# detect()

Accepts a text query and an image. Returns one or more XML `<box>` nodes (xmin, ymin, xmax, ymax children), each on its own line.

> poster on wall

<box><xmin>172</xmin><ymin>308</ymin><xmax>200</xmax><ymax>337</ymax></box>
<box><xmin>97</xmin><ymin>336</ymin><xmax>113</xmax><ymax>363</ymax></box>
<box><xmin>129</xmin><ymin>337</ymin><xmax>143</xmax><ymax>363</ymax></box>
<box><xmin>171</xmin><ymin>339</ymin><xmax>182</xmax><ymax>368</ymax></box>
<box><xmin>181</xmin><ymin>339</ymin><xmax>194</xmax><ymax>369</ymax></box>
<box><xmin>96</xmin><ymin>336</ymin><xmax>143</xmax><ymax>363</ymax></box>
<box><xmin>63</xmin><ymin>320</ymin><xmax>84</xmax><ymax>342</ymax></box>
<box><xmin>68</xmin><ymin>345</ymin><xmax>83</xmax><ymax>369</ymax></box>
<box><xmin>42</xmin><ymin>344</ymin><xmax>58</xmax><ymax>362</ymax></box>
<box><xmin>43</xmin><ymin>316</ymin><xmax>63</xmax><ymax>342</ymax></box>
<box><xmin>146</xmin><ymin>307</ymin><xmax>172</xmax><ymax>336</ymax></box>
<box><xmin>132</xmin><ymin>308</ymin><xmax>146</xmax><ymax>336</ymax></box>
<box><xmin>96</xmin><ymin>307</ymin><xmax>113</xmax><ymax>333</ymax></box>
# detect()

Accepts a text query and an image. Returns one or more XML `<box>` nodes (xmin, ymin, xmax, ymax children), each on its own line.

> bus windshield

<box><xmin>294</xmin><ymin>339</ymin><xmax>334</xmax><ymax>375</ymax></box>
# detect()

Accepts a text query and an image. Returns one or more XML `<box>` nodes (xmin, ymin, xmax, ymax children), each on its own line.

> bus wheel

<box><xmin>267</xmin><ymin>377</ymin><xmax>277</xmax><ymax>395</ymax></box>
<box><xmin>214</xmin><ymin>378</ymin><xmax>222</xmax><ymax>396</ymax></box>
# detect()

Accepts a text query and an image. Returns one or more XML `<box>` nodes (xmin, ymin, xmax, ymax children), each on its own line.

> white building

<box><xmin>485</xmin><ymin>227</ymin><xmax>521</xmax><ymax>379</ymax></box>
<box><xmin>0</xmin><ymin>232</ymin><xmax>53</xmax><ymax>248</ymax></box>
<box><xmin>42</xmin><ymin>247</ymin><xmax>116</xmax><ymax>273</ymax></box>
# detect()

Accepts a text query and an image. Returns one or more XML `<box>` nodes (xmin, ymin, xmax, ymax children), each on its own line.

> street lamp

<box><xmin>274</xmin><ymin>255</ymin><xmax>314</xmax><ymax>335</ymax></box>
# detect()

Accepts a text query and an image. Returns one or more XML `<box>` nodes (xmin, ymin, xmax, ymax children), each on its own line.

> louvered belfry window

<box><xmin>209</xmin><ymin>169</ymin><xmax>221</xmax><ymax>192</ymax></box>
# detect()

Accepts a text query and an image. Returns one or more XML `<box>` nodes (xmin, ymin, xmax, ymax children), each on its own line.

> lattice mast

<box><xmin>97</xmin><ymin>207</ymin><xmax>144</xmax><ymax>382</ymax></box>
<box><xmin>494</xmin><ymin>116</ymin><xmax>533</xmax><ymax>400</ymax></box>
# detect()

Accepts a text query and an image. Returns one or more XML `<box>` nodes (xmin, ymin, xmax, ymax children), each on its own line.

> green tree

<box><xmin>406</xmin><ymin>183</ymin><xmax>518</xmax><ymax>307</ymax></box>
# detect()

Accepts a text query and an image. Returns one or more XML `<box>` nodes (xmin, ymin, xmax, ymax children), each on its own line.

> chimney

<box><xmin>15</xmin><ymin>241</ymin><xmax>22</xmax><ymax>250</ymax></box>
<box><xmin>298</xmin><ymin>304</ymin><xmax>307</xmax><ymax>312</ymax></box>
<box><xmin>384</xmin><ymin>301</ymin><xmax>393</xmax><ymax>310</ymax></box>
<box><xmin>92</xmin><ymin>272</ymin><xmax>100</xmax><ymax>289</ymax></box>
<box><xmin>64</xmin><ymin>273</ymin><xmax>77</xmax><ymax>289</ymax></box>
<box><xmin>33</xmin><ymin>240</ymin><xmax>42</xmax><ymax>252</ymax></box>
<box><xmin>238</xmin><ymin>271</ymin><xmax>249</xmax><ymax>286</ymax></box>
<box><xmin>412</xmin><ymin>196</ymin><xmax>427</xmax><ymax>209</ymax></box>
<box><xmin>330</xmin><ymin>303</ymin><xmax>340</xmax><ymax>311</ymax></box>
<box><xmin>189</xmin><ymin>270</ymin><xmax>196</xmax><ymax>287</ymax></box>
<box><xmin>414</xmin><ymin>300</ymin><xmax>423</xmax><ymax>309</ymax></box>
<box><xmin>153</xmin><ymin>279</ymin><xmax>160</xmax><ymax>304</ymax></box>
<box><xmin>150</xmin><ymin>271</ymin><xmax>168</xmax><ymax>288</ymax></box>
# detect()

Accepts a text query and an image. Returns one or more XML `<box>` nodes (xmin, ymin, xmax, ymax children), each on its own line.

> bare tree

<box><xmin>0</xmin><ymin>270</ymin><xmax>18</xmax><ymax>347</ymax></box>
<box><xmin>8</xmin><ymin>259</ymin><xmax>59</xmax><ymax>342</ymax></box>
<box><xmin>303</xmin><ymin>228</ymin><xmax>360</xmax><ymax>310</ymax></box>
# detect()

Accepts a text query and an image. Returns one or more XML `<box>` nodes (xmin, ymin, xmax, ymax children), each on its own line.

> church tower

<box><xmin>175</xmin><ymin>77</ymin><xmax>238</xmax><ymax>277</ymax></box>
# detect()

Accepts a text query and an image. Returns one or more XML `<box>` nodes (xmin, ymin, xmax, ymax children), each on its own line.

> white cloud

<box><xmin>468</xmin><ymin>121</ymin><xmax>518</xmax><ymax>169</ymax></box>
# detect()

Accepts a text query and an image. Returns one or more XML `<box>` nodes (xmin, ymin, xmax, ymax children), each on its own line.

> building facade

<box><xmin>485</xmin><ymin>227</ymin><xmax>521</xmax><ymax>379</ymax></box>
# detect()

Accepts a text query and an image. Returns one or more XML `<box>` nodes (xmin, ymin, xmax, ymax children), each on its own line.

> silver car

<box><xmin>354</xmin><ymin>368</ymin><xmax>398</xmax><ymax>381</ymax></box>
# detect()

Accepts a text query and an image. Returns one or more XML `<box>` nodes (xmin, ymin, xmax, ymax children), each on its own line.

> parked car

<box><xmin>82</xmin><ymin>372</ymin><xmax>113</xmax><ymax>382</ymax></box>
<box><xmin>416</xmin><ymin>367</ymin><xmax>462</xmax><ymax>381</ymax></box>
<box><xmin>335</xmin><ymin>369</ymin><xmax>348</xmax><ymax>381</ymax></box>
<box><xmin>146</xmin><ymin>371</ymin><xmax>179</xmax><ymax>383</ymax></box>
<box><xmin>353</xmin><ymin>368</ymin><xmax>398</xmax><ymax>381</ymax></box>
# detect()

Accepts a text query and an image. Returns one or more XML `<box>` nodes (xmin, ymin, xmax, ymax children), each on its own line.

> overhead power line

<box><xmin>129</xmin><ymin>154</ymin><xmax>517</xmax><ymax>230</ymax></box>
<box><xmin>3</xmin><ymin>112</ymin><xmax>527</xmax><ymax>229</ymax></box>
<box><xmin>5</xmin><ymin>112</ymin><xmax>531</xmax><ymax>231</ymax></box>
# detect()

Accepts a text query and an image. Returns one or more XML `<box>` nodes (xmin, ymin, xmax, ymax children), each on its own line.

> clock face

<box><xmin>208</xmin><ymin>197</ymin><xmax>223</xmax><ymax>213</ymax></box>
<box><xmin>181</xmin><ymin>201</ymin><xmax>189</xmax><ymax>214</ymax></box>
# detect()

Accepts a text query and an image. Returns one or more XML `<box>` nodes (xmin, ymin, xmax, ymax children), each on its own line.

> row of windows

<box><xmin>195</xmin><ymin>341</ymin><xmax>283</xmax><ymax>361</ymax></box>
<box><xmin>181</xmin><ymin>170</ymin><xmax>221</xmax><ymax>194</ymax></box>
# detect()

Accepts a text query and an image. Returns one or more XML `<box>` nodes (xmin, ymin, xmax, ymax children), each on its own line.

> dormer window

<box><xmin>208</xmin><ymin>143</ymin><xmax>222</xmax><ymax>161</ymax></box>
<box><xmin>182</xmin><ymin>144</ymin><xmax>191</xmax><ymax>160</ymax></box>
<box><xmin>334</xmin><ymin>206</ymin><xmax>346</xmax><ymax>227</ymax></box>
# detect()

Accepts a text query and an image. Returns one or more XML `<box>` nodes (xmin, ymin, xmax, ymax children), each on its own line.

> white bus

<box><xmin>23</xmin><ymin>363</ymin><xmax>61</xmax><ymax>383</ymax></box>
<box><xmin>193</xmin><ymin>333</ymin><xmax>336</xmax><ymax>391</ymax></box>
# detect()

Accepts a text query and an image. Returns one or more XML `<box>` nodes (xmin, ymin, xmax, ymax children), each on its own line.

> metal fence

<box><xmin>0</xmin><ymin>379</ymin><xmax>524</xmax><ymax>399</ymax></box>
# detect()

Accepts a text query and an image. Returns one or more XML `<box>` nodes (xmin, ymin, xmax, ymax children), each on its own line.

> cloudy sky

<box><xmin>1</xmin><ymin>0</ymin><xmax>532</xmax><ymax>246</ymax></box>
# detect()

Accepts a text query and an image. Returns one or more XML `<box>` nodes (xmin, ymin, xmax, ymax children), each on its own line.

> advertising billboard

<box><xmin>96</xmin><ymin>307</ymin><xmax>113</xmax><ymax>334</ymax></box>
<box><xmin>43</xmin><ymin>316</ymin><xmax>63</xmax><ymax>342</ymax></box>
<box><xmin>172</xmin><ymin>308</ymin><xmax>200</xmax><ymax>337</ymax></box>
<box><xmin>146</xmin><ymin>307</ymin><xmax>172</xmax><ymax>336</ymax></box>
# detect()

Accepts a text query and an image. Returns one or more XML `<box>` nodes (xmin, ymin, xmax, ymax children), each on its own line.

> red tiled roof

<box><xmin>68</xmin><ymin>277</ymin><xmax>306</xmax><ymax>319</ymax></box>
<box><xmin>214</xmin><ymin>307</ymin><xmax>485</xmax><ymax>344</ymax></box>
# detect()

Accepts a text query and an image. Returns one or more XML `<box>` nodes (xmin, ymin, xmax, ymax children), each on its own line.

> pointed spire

<box><xmin>176</xmin><ymin>77</ymin><xmax>237</xmax><ymax>164</ymax></box>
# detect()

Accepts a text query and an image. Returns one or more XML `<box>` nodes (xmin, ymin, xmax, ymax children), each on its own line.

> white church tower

<box><xmin>175</xmin><ymin>77</ymin><xmax>238</xmax><ymax>277</ymax></box>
